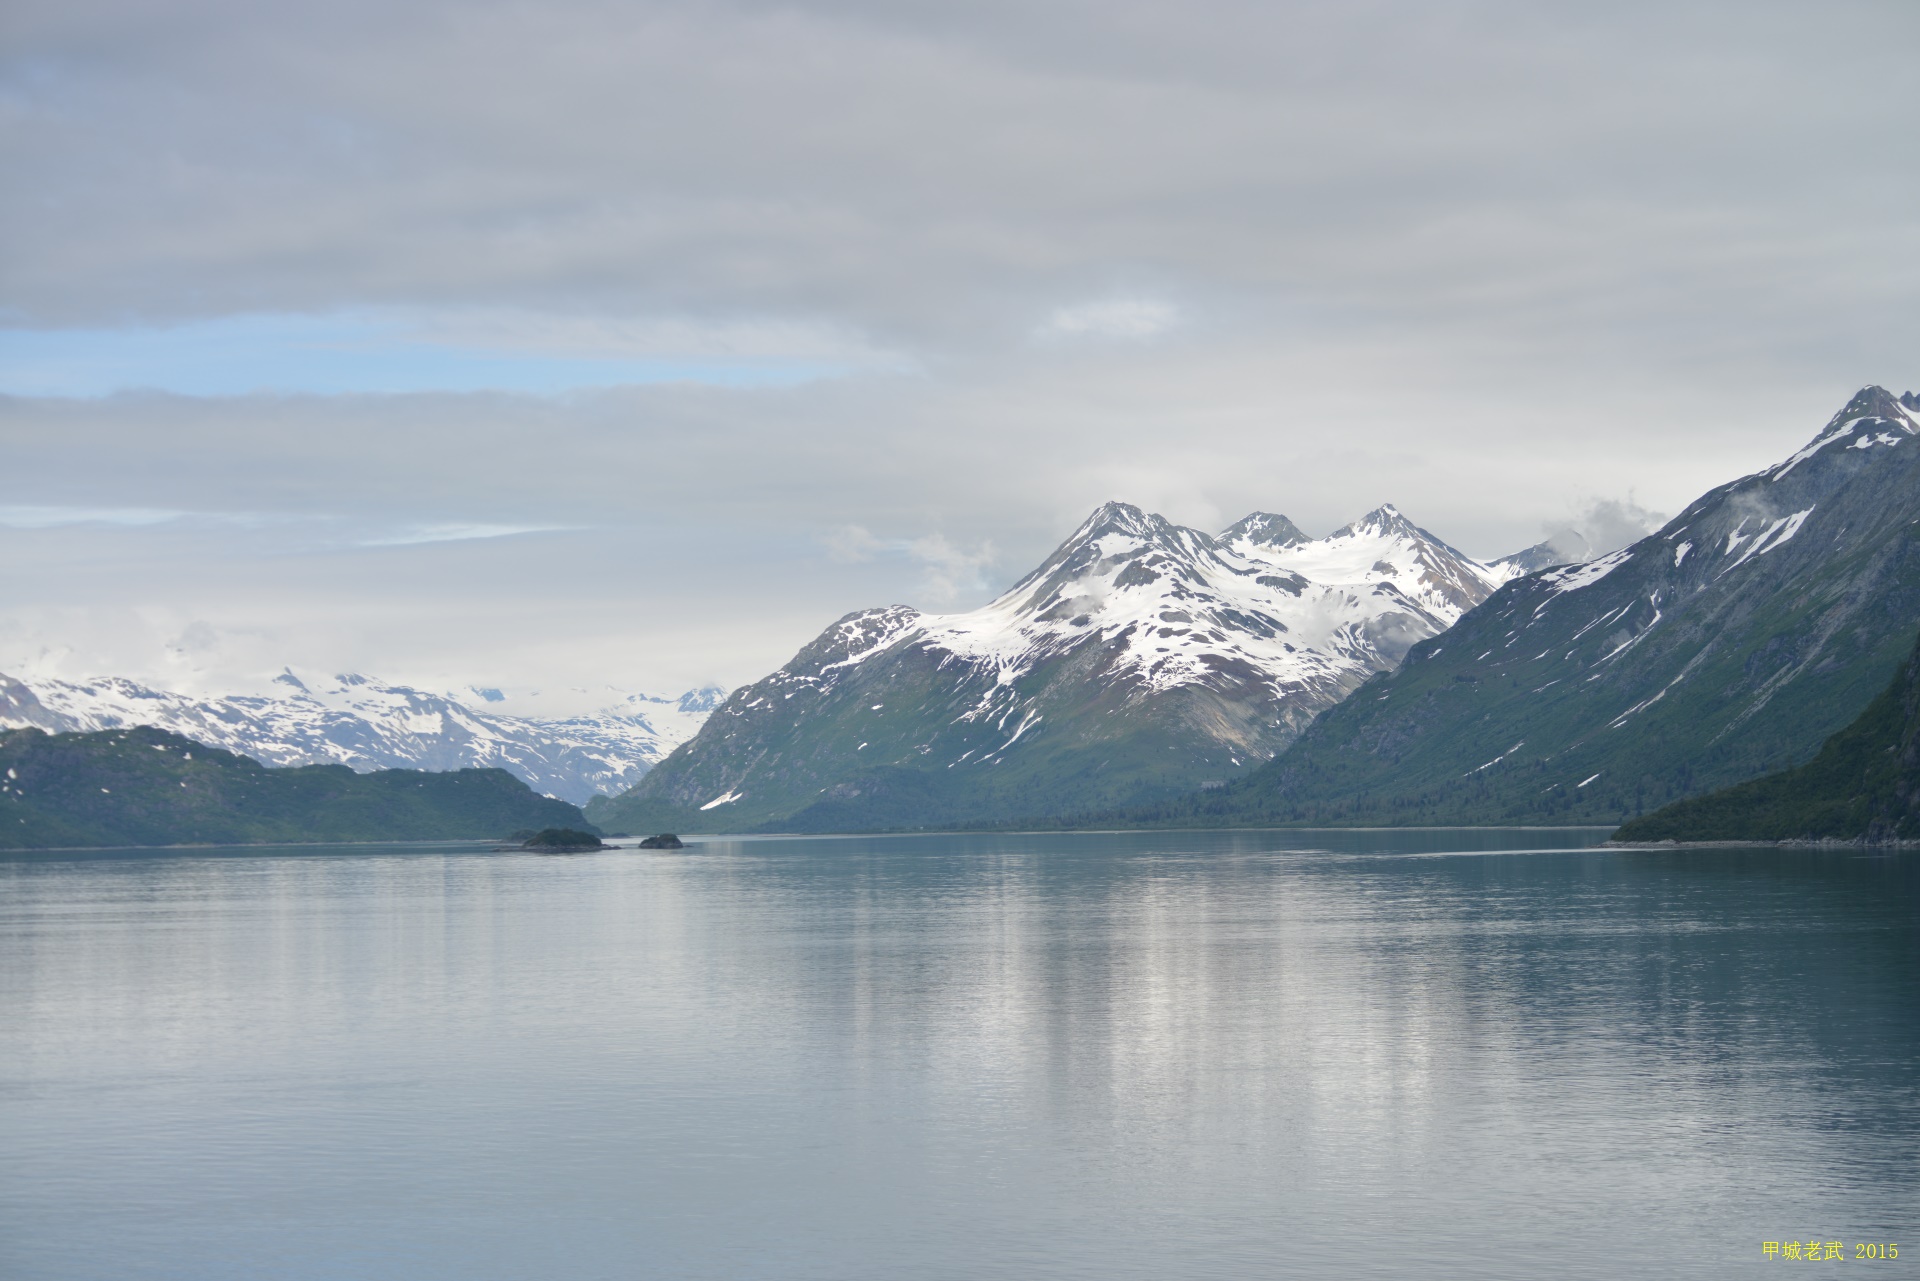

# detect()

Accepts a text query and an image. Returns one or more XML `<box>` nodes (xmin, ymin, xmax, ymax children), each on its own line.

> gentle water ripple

<box><xmin>1</xmin><ymin>829</ymin><xmax>1915</xmax><ymax>1279</ymax></box>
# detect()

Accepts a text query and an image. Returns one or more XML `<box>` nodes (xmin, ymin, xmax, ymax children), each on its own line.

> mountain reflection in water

<box><xmin>1</xmin><ymin>829</ymin><xmax>1914</xmax><ymax>1280</ymax></box>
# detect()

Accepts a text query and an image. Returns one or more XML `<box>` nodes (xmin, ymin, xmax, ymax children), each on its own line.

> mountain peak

<box><xmin>1492</xmin><ymin>529</ymin><xmax>1593</xmax><ymax>578</ymax></box>
<box><xmin>1328</xmin><ymin>503</ymin><xmax>1422</xmax><ymax>541</ymax></box>
<box><xmin>1219</xmin><ymin>511</ymin><xmax>1309</xmax><ymax>548</ymax></box>
<box><xmin>1822</xmin><ymin>385</ymin><xmax>1918</xmax><ymax>435</ymax></box>
<box><xmin>1070</xmin><ymin>500</ymin><xmax>1168</xmax><ymax>543</ymax></box>
<box><xmin>999</xmin><ymin>501</ymin><xmax>1215</xmax><ymax>622</ymax></box>
<box><xmin>1021</xmin><ymin>500</ymin><xmax>1204</xmax><ymax>578</ymax></box>
<box><xmin>1769</xmin><ymin>385</ymin><xmax>1920</xmax><ymax>481</ymax></box>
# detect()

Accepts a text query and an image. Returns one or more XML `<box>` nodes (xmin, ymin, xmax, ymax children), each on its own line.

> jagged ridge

<box><xmin>591</xmin><ymin>499</ymin><xmax>1513</xmax><ymax>832</ymax></box>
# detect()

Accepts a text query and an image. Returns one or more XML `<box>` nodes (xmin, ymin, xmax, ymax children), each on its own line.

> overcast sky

<box><xmin>3</xmin><ymin>0</ymin><xmax>1915</xmax><ymax>710</ymax></box>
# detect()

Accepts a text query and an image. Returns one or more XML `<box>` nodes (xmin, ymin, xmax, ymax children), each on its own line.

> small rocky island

<box><xmin>515</xmin><ymin>827</ymin><xmax>607</xmax><ymax>852</ymax></box>
<box><xmin>638</xmin><ymin>833</ymin><xmax>685</xmax><ymax>849</ymax></box>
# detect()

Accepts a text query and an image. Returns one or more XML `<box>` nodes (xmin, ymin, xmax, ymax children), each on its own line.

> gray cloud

<box><xmin>6</xmin><ymin>0</ymin><xmax>1916</xmax><ymax>364</ymax></box>
<box><xmin>826</xmin><ymin>525</ymin><xmax>997</xmax><ymax>604</ymax></box>
<box><xmin>1</xmin><ymin>0</ymin><xmax>1916</xmax><ymax>698</ymax></box>
<box><xmin>1574</xmin><ymin>498</ymin><xmax>1668</xmax><ymax>556</ymax></box>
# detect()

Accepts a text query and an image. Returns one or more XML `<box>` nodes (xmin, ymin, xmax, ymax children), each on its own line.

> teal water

<box><xmin>1</xmin><ymin>829</ymin><xmax>1914</xmax><ymax>1279</ymax></box>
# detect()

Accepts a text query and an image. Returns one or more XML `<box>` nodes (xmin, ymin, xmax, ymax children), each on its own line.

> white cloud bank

<box><xmin>827</xmin><ymin>525</ymin><xmax>997</xmax><ymax>604</ymax></box>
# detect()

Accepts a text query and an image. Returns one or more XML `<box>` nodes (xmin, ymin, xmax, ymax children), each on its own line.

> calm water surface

<box><xmin>1</xmin><ymin>829</ymin><xmax>1915</xmax><ymax>1279</ymax></box>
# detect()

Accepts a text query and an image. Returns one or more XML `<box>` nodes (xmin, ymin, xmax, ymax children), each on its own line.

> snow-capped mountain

<box><xmin>590</xmin><ymin>500</ymin><xmax>1511</xmax><ymax>832</ymax></box>
<box><xmin>1200</xmin><ymin>386</ymin><xmax>1920</xmax><ymax>827</ymax></box>
<box><xmin>0</xmin><ymin>670</ymin><xmax>726</xmax><ymax>805</ymax></box>
<box><xmin>908</xmin><ymin>501</ymin><xmax>1504</xmax><ymax>711</ymax></box>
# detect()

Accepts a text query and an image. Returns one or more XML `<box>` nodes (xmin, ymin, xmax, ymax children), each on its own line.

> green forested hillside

<box><xmin>586</xmin><ymin>631</ymin><xmax>1274</xmax><ymax>835</ymax></box>
<box><xmin>0</xmin><ymin>726</ymin><xmax>596</xmax><ymax>849</ymax></box>
<box><xmin>1614</xmin><ymin>631</ymin><xmax>1920</xmax><ymax>842</ymax></box>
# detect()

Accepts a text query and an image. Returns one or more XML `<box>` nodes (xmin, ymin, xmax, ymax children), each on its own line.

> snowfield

<box><xmin>796</xmin><ymin>500</ymin><xmax>1520</xmax><ymax>736</ymax></box>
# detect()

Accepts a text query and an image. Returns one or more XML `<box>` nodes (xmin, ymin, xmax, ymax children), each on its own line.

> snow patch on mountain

<box><xmin>1720</xmin><ymin>507</ymin><xmax>1814</xmax><ymax>575</ymax></box>
<box><xmin>1539</xmin><ymin>548</ymin><xmax>1633</xmax><ymax>600</ymax></box>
